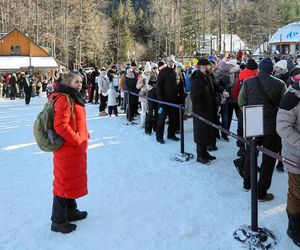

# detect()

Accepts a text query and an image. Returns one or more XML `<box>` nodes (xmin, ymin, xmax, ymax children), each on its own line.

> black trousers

<box><xmin>99</xmin><ymin>93</ymin><xmax>108</xmax><ymax>112</ymax></box>
<box><xmin>126</xmin><ymin>94</ymin><xmax>138</xmax><ymax>122</ymax></box>
<box><xmin>243</xmin><ymin>134</ymin><xmax>281</xmax><ymax>198</ymax></box>
<box><xmin>197</xmin><ymin>144</ymin><xmax>208</xmax><ymax>158</ymax></box>
<box><xmin>156</xmin><ymin>104</ymin><xmax>178</xmax><ymax>140</ymax></box>
<box><xmin>145</xmin><ymin>99</ymin><xmax>158</xmax><ymax>134</ymax></box>
<box><xmin>108</xmin><ymin>105</ymin><xmax>118</xmax><ymax>115</ymax></box>
<box><xmin>227</xmin><ymin>102</ymin><xmax>239</xmax><ymax>131</ymax></box>
<box><xmin>89</xmin><ymin>84</ymin><xmax>99</xmax><ymax>103</ymax></box>
<box><xmin>236</xmin><ymin>111</ymin><xmax>244</xmax><ymax>149</ymax></box>
<box><xmin>24</xmin><ymin>91</ymin><xmax>32</xmax><ymax>105</ymax></box>
<box><xmin>51</xmin><ymin>196</ymin><xmax>77</xmax><ymax>223</ymax></box>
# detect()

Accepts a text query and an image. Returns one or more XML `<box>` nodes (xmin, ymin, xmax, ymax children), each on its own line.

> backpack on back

<box><xmin>33</xmin><ymin>93</ymin><xmax>75</xmax><ymax>152</ymax></box>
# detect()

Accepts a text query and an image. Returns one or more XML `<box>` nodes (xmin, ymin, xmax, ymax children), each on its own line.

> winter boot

<box><xmin>287</xmin><ymin>212</ymin><xmax>300</xmax><ymax>247</ymax></box>
<box><xmin>258</xmin><ymin>193</ymin><xmax>274</xmax><ymax>202</ymax></box>
<box><xmin>233</xmin><ymin>157</ymin><xmax>244</xmax><ymax>178</ymax></box>
<box><xmin>237</xmin><ymin>147</ymin><xmax>245</xmax><ymax>157</ymax></box>
<box><xmin>99</xmin><ymin>111</ymin><xmax>107</xmax><ymax>116</ymax></box>
<box><xmin>51</xmin><ymin>221</ymin><xmax>77</xmax><ymax>234</ymax></box>
<box><xmin>68</xmin><ymin>209</ymin><xmax>88</xmax><ymax>222</ymax></box>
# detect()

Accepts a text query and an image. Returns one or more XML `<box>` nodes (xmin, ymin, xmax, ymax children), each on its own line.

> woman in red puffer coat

<box><xmin>50</xmin><ymin>72</ymin><xmax>89</xmax><ymax>234</ymax></box>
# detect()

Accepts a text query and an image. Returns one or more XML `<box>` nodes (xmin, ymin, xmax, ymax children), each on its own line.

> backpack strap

<box><xmin>53</xmin><ymin>93</ymin><xmax>77</xmax><ymax>132</ymax></box>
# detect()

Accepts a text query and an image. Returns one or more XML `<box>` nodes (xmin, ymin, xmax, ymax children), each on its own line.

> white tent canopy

<box><xmin>0</xmin><ymin>56</ymin><xmax>59</xmax><ymax>71</ymax></box>
<box><xmin>269</xmin><ymin>22</ymin><xmax>300</xmax><ymax>44</ymax></box>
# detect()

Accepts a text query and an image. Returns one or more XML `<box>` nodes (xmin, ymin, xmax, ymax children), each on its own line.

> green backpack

<box><xmin>33</xmin><ymin>93</ymin><xmax>76</xmax><ymax>152</ymax></box>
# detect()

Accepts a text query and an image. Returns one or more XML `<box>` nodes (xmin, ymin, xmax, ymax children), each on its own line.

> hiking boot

<box><xmin>243</xmin><ymin>181</ymin><xmax>250</xmax><ymax>192</ymax></box>
<box><xmin>51</xmin><ymin>221</ymin><xmax>77</xmax><ymax>234</ymax></box>
<box><xmin>276</xmin><ymin>161</ymin><xmax>284</xmax><ymax>172</ymax></box>
<box><xmin>205</xmin><ymin>152</ymin><xmax>216</xmax><ymax>161</ymax></box>
<box><xmin>287</xmin><ymin>213</ymin><xmax>300</xmax><ymax>247</ymax></box>
<box><xmin>157</xmin><ymin>138</ymin><xmax>165</xmax><ymax>144</ymax></box>
<box><xmin>258</xmin><ymin>193</ymin><xmax>274</xmax><ymax>202</ymax></box>
<box><xmin>167</xmin><ymin>135</ymin><xmax>180</xmax><ymax>141</ymax></box>
<box><xmin>196</xmin><ymin>157</ymin><xmax>210</xmax><ymax>165</ymax></box>
<box><xmin>233</xmin><ymin>158</ymin><xmax>244</xmax><ymax>178</ymax></box>
<box><xmin>68</xmin><ymin>209</ymin><xmax>88</xmax><ymax>222</ymax></box>
<box><xmin>287</xmin><ymin>229</ymin><xmax>300</xmax><ymax>247</ymax></box>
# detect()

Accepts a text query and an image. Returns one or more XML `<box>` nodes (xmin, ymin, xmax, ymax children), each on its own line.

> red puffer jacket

<box><xmin>233</xmin><ymin>68</ymin><xmax>258</xmax><ymax>101</ymax></box>
<box><xmin>52</xmin><ymin>93</ymin><xmax>89</xmax><ymax>198</ymax></box>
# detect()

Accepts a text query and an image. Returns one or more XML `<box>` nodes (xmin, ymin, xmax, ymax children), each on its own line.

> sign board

<box><xmin>243</xmin><ymin>105</ymin><xmax>264</xmax><ymax>138</ymax></box>
<box><xmin>28</xmin><ymin>66</ymin><xmax>34</xmax><ymax>76</ymax></box>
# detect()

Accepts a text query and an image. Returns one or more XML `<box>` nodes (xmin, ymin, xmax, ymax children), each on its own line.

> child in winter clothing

<box><xmin>106</xmin><ymin>82</ymin><xmax>119</xmax><ymax>116</ymax></box>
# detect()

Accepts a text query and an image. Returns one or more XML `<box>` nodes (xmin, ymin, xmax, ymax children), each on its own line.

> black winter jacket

<box><xmin>190</xmin><ymin>70</ymin><xmax>217</xmax><ymax>146</ymax></box>
<box><xmin>238</xmin><ymin>72</ymin><xmax>286</xmax><ymax>135</ymax></box>
<box><xmin>156</xmin><ymin>66</ymin><xmax>184</xmax><ymax>103</ymax></box>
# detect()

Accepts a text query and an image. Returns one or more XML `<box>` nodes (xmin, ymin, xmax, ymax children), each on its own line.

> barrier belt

<box><xmin>125</xmin><ymin>90</ymin><xmax>300</xmax><ymax>169</ymax></box>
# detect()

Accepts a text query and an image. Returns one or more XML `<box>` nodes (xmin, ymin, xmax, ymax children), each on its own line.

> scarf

<box><xmin>56</xmin><ymin>84</ymin><xmax>85</xmax><ymax>107</ymax></box>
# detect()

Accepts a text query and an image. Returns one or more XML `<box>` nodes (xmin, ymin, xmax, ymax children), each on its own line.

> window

<box><xmin>10</xmin><ymin>45</ymin><xmax>21</xmax><ymax>55</ymax></box>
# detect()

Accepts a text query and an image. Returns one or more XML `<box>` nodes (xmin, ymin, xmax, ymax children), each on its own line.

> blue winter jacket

<box><xmin>185</xmin><ymin>66</ymin><xmax>194</xmax><ymax>92</ymax></box>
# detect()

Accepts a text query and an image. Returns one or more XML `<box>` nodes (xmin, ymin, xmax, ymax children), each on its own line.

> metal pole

<box><xmin>179</xmin><ymin>104</ymin><xmax>184</xmax><ymax>154</ymax></box>
<box><xmin>127</xmin><ymin>92</ymin><xmax>130</xmax><ymax>122</ymax></box>
<box><xmin>250</xmin><ymin>137</ymin><xmax>258</xmax><ymax>231</ymax></box>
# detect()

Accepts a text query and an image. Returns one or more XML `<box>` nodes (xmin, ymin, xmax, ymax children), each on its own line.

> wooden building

<box><xmin>0</xmin><ymin>28</ymin><xmax>59</xmax><ymax>72</ymax></box>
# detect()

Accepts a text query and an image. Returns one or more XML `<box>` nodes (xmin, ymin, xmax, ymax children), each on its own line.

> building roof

<box><xmin>0</xmin><ymin>56</ymin><xmax>59</xmax><ymax>71</ymax></box>
<box><xmin>0</xmin><ymin>28</ymin><xmax>49</xmax><ymax>56</ymax></box>
<box><xmin>269</xmin><ymin>22</ymin><xmax>300</xmax><ymax>44</ymax></box>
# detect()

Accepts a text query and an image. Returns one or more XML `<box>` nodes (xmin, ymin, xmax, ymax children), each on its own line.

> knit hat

<box><xmin>197</xmin><ymin>58</ymin><xmax>210</xmax><ymax>66</ymax></box>
<box><xmin>275</xmin><ymin>60</ymin><xmax>287</xmax><ymax>70</ymax></box>
<box><xmin>167</xmin><ymin>55</ymin><xmax>176</xmax><ymax>63</ymax></box>
<box><xmin>209</xmin><ymin>59</ymin><xmax>217</xmax><ymax>65</ymax></box>
<box><xmin>258</xmin><ymin>57</ymin><xmax>274</xmax><ymax>74</ymax></box>
<box><xmin>290</xmin><ymin>67</ymin><xmax>300</xmax><ymax>77</ymax></box>
<box><xmin>144</xmin><ymin>62</ymin><xmax>151</xmax><ymax>72</ymax></box>
<box><xmin>245</xmin><ymin>59</ymin><xmax>258</xmax><ymax>70</ymax></box>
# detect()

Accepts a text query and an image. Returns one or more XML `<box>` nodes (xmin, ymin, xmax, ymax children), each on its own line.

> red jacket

<box><xmin>52</xmin><ymin>93</ymin><xmax>89</xmax><ymax>198</ymax></box>
<box><xmin>233</xmin><ymin>68</ymin><xmax>258</xmax><ymax>101</ymax></box>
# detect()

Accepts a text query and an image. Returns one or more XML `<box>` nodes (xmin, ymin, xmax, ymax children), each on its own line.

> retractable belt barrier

<box><xmin>125</xmin><ymin>89</ymin><xmax>293</xmax><ymax>248</ymax></box>
<box><xmin>125</xmin><ymin>90</ymin><xmax>300</xmax><ymax>169</ymax></box>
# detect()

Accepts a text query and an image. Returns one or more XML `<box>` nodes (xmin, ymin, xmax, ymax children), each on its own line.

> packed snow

<box><xmin>0</xmin><ymin>97</ymin><xmax>298</xmax><ymax>250</ymax></box>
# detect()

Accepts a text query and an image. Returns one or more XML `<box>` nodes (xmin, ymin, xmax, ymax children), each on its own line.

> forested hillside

<box><xmin>0</xmin><ymin>0</ymin><xmax>299</xmax><ymax>67</ymax></box>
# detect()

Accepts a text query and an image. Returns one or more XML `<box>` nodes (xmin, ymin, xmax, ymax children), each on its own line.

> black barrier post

<box><xmin>125</xmin><ymin>92</ymin><xmax>131</xmax><ymax>125</ymax></box>
<box><xmin>234</xmin><ymin>105</ymin><xmax>276</xmax><ymax>249</ymax></box>
<box><xmin>250</xmin><ymin>137</ymin><xmax>258</xmax><ymax>231</ymax></box>
<box><xmin>179</xmin><ymin>105</ymin><xmax>184</xmax><ymax>154</ymax></box>
<box><xmin>171</xmin><ymin>105</ymin><xmax>194</xmax><ymax>162</ymax></box>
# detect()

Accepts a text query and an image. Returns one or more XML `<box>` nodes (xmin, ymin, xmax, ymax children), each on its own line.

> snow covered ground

<box><xmin>0</xmin><ymin>97</ymin><xmax>297</xmax><ymax>250</ymax></box>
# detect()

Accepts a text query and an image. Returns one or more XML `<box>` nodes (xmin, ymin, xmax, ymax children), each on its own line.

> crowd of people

<box><xmin>2</xmin><ymin>53</ymin><xmax>300</xmax><ymax>247</ymax></box>
<box><xmin>0</xmin><ymin>72</ymin><xmax>60</xmax><ymax>104</ymax></box>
